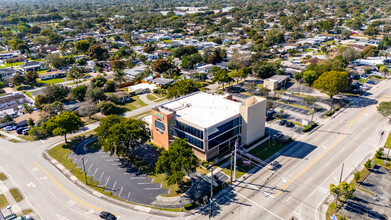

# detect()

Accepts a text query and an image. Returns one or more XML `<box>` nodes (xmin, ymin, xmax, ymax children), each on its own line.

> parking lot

<box><xmin>338</xmin><ymin>165</ymin><xmax>391</xmax><ymax>220</ymax></box>
<box><xmin>273</xmin><ymin>101</ymin><xmax>310</xmax><ymax>115</ymax></box>
<box><xmin>68</xmin><ymin>139</ymin><xmax>169</xmax><ymax>205</ymax></box>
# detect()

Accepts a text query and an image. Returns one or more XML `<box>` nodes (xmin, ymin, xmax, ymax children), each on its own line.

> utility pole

<box><xmin>82</xmin><ymin>157</ymin><xmax>88</xmax><ymax>185</ymax></box>
<box><xmin>230</xmin><ymin>151</ymin><xmax>233</xmax><ymax>185</ymax></box>
<box><xmin>233</xmin><ymin>138</ymin><xmax>238</xmax><ymax>182</ymax></box>
<box><xmin>268</xmin><ymin>121</ymin><xmax>272</xmax><ymax>147</ymax></box>
<box><xmin>209</xmin><ymin>167</ymin><xmax>213</xmax><ymax>219</ymax></box>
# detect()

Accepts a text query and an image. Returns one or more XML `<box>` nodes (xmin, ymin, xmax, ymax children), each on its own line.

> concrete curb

<box><xmin>42</xmin><ymin>140</ymin><xmax>189</xmax><ymax>218</ymax></box>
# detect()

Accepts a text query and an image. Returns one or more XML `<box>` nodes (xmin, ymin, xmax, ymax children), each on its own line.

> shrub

<box><xmin>104</xmin><ymin>80</ymin><xmax>116</xmax><ymax>92</ymax></box>
<box><xmin>354</xmin><ymin>171</ymin><xmax>361</xmax><ymax>182</ymax></box>
<box><xmin>326</xmin><ymin>110</ymin><xmax>334</xmax><ymax>117</ymax></box>
<box><xmin>364</xmin><ymin>159</ymin><xmax>372</xmax><ymax>170</ymax></box>
<box><xmin>375</xmin><ymin>148</ymin><xmax>384</xmax><ymax>159</ymax></box>
<box><xmin>184</xmin><ymin>203</ymin><xmax>196</xmax><ymax>210</ymax></box>
<box><xmin>303</xmin><ymin>123</ymin><xmax>318</xmax><ymax>132</ymax></box>
<box><xmin>98</xmin><ymin>101</ymin><xmax>119</xmax><ymax>115</ymax></box>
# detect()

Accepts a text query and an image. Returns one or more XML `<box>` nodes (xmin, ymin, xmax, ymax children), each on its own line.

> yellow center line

<box><xmin>274</xmin><ymin>94</ymin><xmax>390</xmax><ymax>197</ymax></box>
<box><xmin>33</xmin><ymin>161</ymin><xmax>103</xmax><ymax>212</ymax></box>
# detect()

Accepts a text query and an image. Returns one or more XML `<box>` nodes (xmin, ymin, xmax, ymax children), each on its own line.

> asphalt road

<box><xmin>193</xmin><ymin>79</ymin><xmax>391</xmax><ymax>220</ymax></box>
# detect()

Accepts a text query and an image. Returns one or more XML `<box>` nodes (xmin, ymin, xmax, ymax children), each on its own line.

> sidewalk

<box><xmin>0</xmin><ymin>131</ymin><xmax>25</xmax><ymax>142</ymax></box>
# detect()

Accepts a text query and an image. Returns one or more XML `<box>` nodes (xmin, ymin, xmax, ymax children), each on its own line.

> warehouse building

<box><xmin>151</xmin><ymin>92</ymin><xmax>266</xmax><ymax>160</ymax></box>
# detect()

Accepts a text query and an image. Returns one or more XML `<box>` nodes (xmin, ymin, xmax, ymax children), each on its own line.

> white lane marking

<box><xmin>236</xmin><ymin>192</ymin><xmax>284</xmax><ymax>220</ymax></box>
<box><xmin>144</xmin><ymin>188</ymin><xmax>161</xmax><ymax>190</ymax></box>
<box><xmin>26</xmin><ymin>181</ymin><xmax>36</xmax><ymax>188</ymax></box>
<box><xmin>93</xmin><ymin>168</ymin><xmax>99</xmax><ymax>176</ymax></box>
<box><xmin>119</xmin><ymin>187</ymin><xmax>123</xmax><ymax>197</ymax></box>
<box><xmin>98</xmin><ymin>172</ymin><xmax>104</xmax><ymax>181</ymax></box>
<box><xmin>282</xmin><ymin>177</ymin><xmax>287</xmax><ymax>183</ymax></box>
<box><xmin>66</xmin><ymin>199</ymin><xmax>76</xmax><ymax>206</ymax></box>
<box><xmin>84</xmin><ymin>210</ymin><xmax>94</xmax><ymax>215</ymax></box>
<box><xmin>56</xmin><ymin>214</ymin><xmax>70</xmax><ymax>220</ymax></box>
<box><xmin>40</xmin><ymin>140</ymin><xmax>45</xmax><ymax>143</ymax></box>
<box><xmin>87</xmin><ymin>163</ymin><xmax>93</xmax><ymax>172</ymax></box>
<box><xmin>23</xmin><ymin>165</ymin><xmax>42</xmax><ymax>184</ymax></box>
<box><xmin>104</xmin><ymin>176</ymin><xmax>111</xmax><ymax>187</ymax></box>
<box><xmin>112</xmin><ymin>181</ymin><xmax>117</xmax><ymax>191</ymax></box>
<box><xmin>333</xmin><ymin>177</ymin><xmax>338</xmax><ymax>183</ymax></box>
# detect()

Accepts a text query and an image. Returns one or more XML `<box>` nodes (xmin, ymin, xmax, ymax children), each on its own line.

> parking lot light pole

<box><xmin>233</xmin><ymin>138</ymin><xmax>238</xmax><ymax>182</ymax></box>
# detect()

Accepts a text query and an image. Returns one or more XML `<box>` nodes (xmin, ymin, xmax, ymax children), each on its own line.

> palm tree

<box><xmin>114</xmin><ymin>69</ymin><xmax>126</xmax><ymax>87</ymax></box>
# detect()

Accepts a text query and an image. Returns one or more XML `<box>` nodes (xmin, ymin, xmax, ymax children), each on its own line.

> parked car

<box><xmin>279</xmin><ymin>119</ymin><xmax>287</xmax><ymax>126</ymax></box>
<box><xmin>22</xmin><ymin>128</ymin><xmax>29</xmax><ymax>135</ymax></box>
<box><xmin>16</xmin><ymin>127</ymin><xmax>27</xmax><ymax>134</ymax></box>
<box><xmin>4</xmin><ymin>125</ymin><xmax>17</xmax><ymax>131</ymax></box>
<box><xmin>366</xmin><ymin>80</ymin><xmax>375</xmax><ymax>85</ymax></box>
<box><xmin>285</xmin><ymin>122</ymin><xmax>294</xmax><ymax>127</ymax></box>
<box><xmin>267</xmin><ymin>161</ymin><xmax>279</xmax><ymax>170</ymax></box>
<box><xmin>273</xmin><ymin>131</ymin><xmax>283</xmax><ymax>139</ymax></box>
<box><xmin>99</xmin><ymin>211</ymin><xmax>116</xmax><ymax>220</ymax></box>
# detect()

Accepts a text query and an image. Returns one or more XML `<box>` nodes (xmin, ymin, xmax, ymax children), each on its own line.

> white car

<box><xmin>273</xmin><ymin>131</ymin><xmax>283</xmax><ymax>139</ymax></box>
<box><xmin>267</xmin><ymin>161</ymin><xmax>279</xmax><ymax>170</ymax></box>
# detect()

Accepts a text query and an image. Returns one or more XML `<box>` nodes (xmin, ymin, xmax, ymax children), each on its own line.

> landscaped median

<box><xmin>44</xmin><ymin>134</ymin><xmax>190</xmax><ymax>215</ymax></box>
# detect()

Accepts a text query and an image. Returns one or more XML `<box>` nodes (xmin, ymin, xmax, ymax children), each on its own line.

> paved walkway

<box><xmin>139</xmin><ymin>93</ymin><xmax>155</xmax><ymax>105</ymax></box>
<box><xmin>0</xmin><ymin>131</ymin><xmax>25</xmax><ymax>142</ymax></box>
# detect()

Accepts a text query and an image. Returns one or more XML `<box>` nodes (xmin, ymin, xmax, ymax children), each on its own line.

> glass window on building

<box><xmin>174</xmin><ymin>129</ymin><xmax>204</xmax><ymax>150</ymax></box>
<box><xmin>175</xmin><ymin>121</ymin><xmax>203</xmax><ymax>139</ymax></box>
<box><xmin>208</xmin><ymin>126</ymin><xmax>240</xmax><ymax>150</ymax></box>
<box><xmin>155</xmin><ymin>119</ymin><xmax>165</xmax><ymax>134</ymax></box>
<box><xmin>208</xmin><ymin>117</ymin><xmax>240</xmax><ymax>140</ymax></box>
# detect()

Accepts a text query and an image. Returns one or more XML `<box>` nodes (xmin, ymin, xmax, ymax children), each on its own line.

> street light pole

<box><xmin>230</xmin><ymin>152</ymin><xmax>233</xmax><ymax>185</ymax></box>
<box><xmin>233</xmin><ymin>138</ymin><xmax>238</xmax><ymax>182</ymax></box>
<box><xmin>339</xmin><ymin>163</ymin><xmax>344</xmax><ymax>184</ymax></box>
<box><xmin>209</xmin><ymin>167</ymin><xmax>214</xmax><ymax>219</ymax></box>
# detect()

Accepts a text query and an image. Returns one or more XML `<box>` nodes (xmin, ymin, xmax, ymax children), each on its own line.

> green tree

<box><xmin>213</xmin><ymin>70</ymin><xmax>233</xmax><ymax>89</ymax></box>
<box><xmin>152</xmin><ymin>59</ymin><xmax>173</xmax><ymax>73</ymax></box>
<box><xmin>97</xmin><ymin>101</ymin><xmax>119</xmax><ymax>115</ymax></box>
<box><xmin>88</xmin><ymin>45</ymin><xmax>109</xmax><ymax>61</ymax></box>
<box><xmin>95</xmin><ymin>115</ymin><xmax>149</xmax><ymax>157</ymax></box>
<box><xmin>265</xmin><ymin>28</ymin><xmax>285</xmax><ymax>44</ymax></box>
<box><xmin>86</xmin><ymin>87</ymin><xmax>106</xmax><ymax>102</ymax></box>
<box><xmin>32</xmin><ymin>36</ymin><xmax>49</xmax><ymax>46</ymax></box>
<box><xmin>24</xmin><ymin>71</ymin><xmax>38</xmax><ymax>86</ymax></box>
<box><xmin>364</xmin><ymin>159</ymin><xmax>372</xmax><ymax>170</ymax></box>
<box><xmin>155</xmin><ymin>138</ymin><xmax>199</xmax><ymax>185</ymax></box>
<box><xmin>302</xmin><ymin>70</ymin><xmax>319</xmax><ymax>86</ymax></box>
<box><xmin>12</xmin><ymin>74</ymin><xmax>25</xmax><ymax>86</ymax></box>
<box><xmin>313</xmin><ymin>71</ymin><xmax>351</xmax><ymax>98</ymax></box>
<box><xmin>42</xmin><ymin>112</ymin><xmax>83</xmax><ymax>143</ymax></box>
<box><xmin>330</xmin><ymin>181</ymin><xmax>354</xmax><ymax>206</ymax></box>
<box><xmin>71</xmin><ymin>85</ymin><xmax>88</xmax><ymax>101</ymax></box>
<box><xmin>362</xmin><ymin>45</ymin><xmax>378</xmax><ymax>58</ymax></box>
<box><xmin>67</xmin><ymin>66</ymin><xmax>85</xmax><ymax>85</ymax></box>
<box><xmin>75</xmin><ymin>40</ymin><xmax>90</xmax><ymax>54</ymax></box>
<box><xmin>91</xmin><ymin>75</ymin><xmax>107</xmax><ymax>88</ymax></box>
<box><xmin>253</xmin><ymin>61</ymin><xmax>281</xmax><ymax>79</ymax></box>
<box><xmin>173</xmin><ymin>46</ymin><xmax>198</xmax><ymax>58</ymax></box>
<box><xmin>377</xmin><ymin>101</ymin><xmax>391</xmax><ymax>118</ymax></box>
<box><xmin>167</xmin><ymin>79</ymin><xmax>201</xmax><ymax>99</ymax></box>
<box><xmin>104</xmin><ymin>80</ymin><xmax>116</xmax><ymax>92</ymax></box>
<box><xmin>353</xmin><ymin>171</ymin><xmax>361</xmax><ymax>182</ymax></box>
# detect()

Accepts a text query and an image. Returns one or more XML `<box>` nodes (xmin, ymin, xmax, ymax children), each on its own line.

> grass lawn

<box><xmin>358</xmin><ymin>78</ymin><xmax>368</xmax><ymax>83</ymax></box>
<box><xmin>22</xmin><ymin>209</ymin><xmax>33</xmax><ymax>215</ymax></box>
<box><xmin>130</xmin><ymin>111</ymin><xmax>151</xmax><ymax>119</ymax></box>
<box><xmin>0</xmin><ymin>172</ymin><xmax>7</xmax><ymax>181</ymax></box>
<box><xmin>149</xmin><ymin>174</ymin><xmax>191</xmax><ymax>197</ymax></box>
<box><xmin>10</xmin><ymin>139</ymin><xmax>20</xmax><ymax>143</ymax></box>
<box><xmin>146</xmin><ymin>94</ymin><xmax>158</xmax><ymax>101</ymax></box>
<box><xmin>156</xmin><ymin>97</ymin><xmax>169</xmax><ymax>102</ymax></box>
<box><xmin>24</xmin><ymin>91</ymin><xmax>34</xmax><ymax>100</ymax></box>
<box><xmin>37</xmin><ymin>70</ymin><xmax>48</xmax><ymax>74</ymax></box>
<box><xmin>196</xmin><ymin>167</ymin><xmax>209</xmax><ymax>175</ymax></box>
<box><xmin>384</xmin><ymin>132</ymin><xmax>391</xmax><ymax>148</ymax></box>
<box><xmin>124</xmin><ymin>95</ymin><xmax>147</xmax><ymax>111</ymax></box>
<box><xmin>0</xmin><ymin>62</ymin><xmax>24</xmax><ymax>68</ymax></box>
<box><xmin>249</xmin><ymin>140</ymin><xmax>291</xmax><ymax>161</ymax></box>
<box><xmin>9</xmin><ymin>188</ymin><xmax>23</xmax><ymax>202</ymax></box>
<box><xmin>18</xmin><ymin>135</ymin><xmax>35</xmax><ymax>142</ymax></box>
<box><xmin>0</xmin><ymin>194</ymin><xmax>8</xmax><ymax>208</ymax></box>
<box><xmin>38</xmin><ymin>78</ymin><xmax>65</xmax><ymax>84</ymax></box>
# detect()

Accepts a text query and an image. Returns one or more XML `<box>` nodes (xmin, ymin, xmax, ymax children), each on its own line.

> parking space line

<box><xmin>104</xmin><ymin>176</ymin><xmax>110</xmax><ymax>187</ymax></box>
<box><xmin>93</xmin><ymin>168</ymin><xmax>98</xmax><ymax>176</ymax></box>
<box><xmin>144</xmin><ymin>188</ymin><xmax>161</xmax><ymax>190</ymax></box>
<box><xmin>112</xmin><ymin>181</ymin><xmax>117</xmax><ymax>191</ymax></box>
<box><xmin>137</xmin><ymin>182</ymin><xmax>152</xmax><ymax>185</ymax></box>
<box><xmin>130</xmin><ymin>177</ymin><xmax>145</xmax><ymax>180</ymax></box>
<box><xmin>87</xmin><ymin>163</ymin><xmax>93</xmax><ymax>172</ymax></box>
<box><xmin>99</xmin><ymin>172</ymin><xmax>104</xmax><ymax>181</ymax></box>
<box><xmin>119</xmin><ymin>187</ymin><xmax>123</xmax><ymax>197</ymax></box>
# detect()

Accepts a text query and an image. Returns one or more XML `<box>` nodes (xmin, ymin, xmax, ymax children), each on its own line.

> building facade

<box><xmin>151</xmin><ymin>92</ymin><xmax>266</xmax><ymax>160</ymax></box>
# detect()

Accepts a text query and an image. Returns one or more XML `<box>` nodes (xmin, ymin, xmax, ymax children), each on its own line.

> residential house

<box><xmin>20</xmin><ymin>61</ymin><xmax>45</xmax><ymax>72</ymax></box>
<box><xmin>39</xmin><ymin>70</ymin><xmax>65</xmax><ymax>80</ymax></box>
<box><xmin>14</xmin><ymin>110</ymin><xmax>40</xmax><ymax>127</ymax></box>
<box><xmin>113</xmin><ymin>91</ymin><xmax>131</xmax><ymax>103</ymax></box>
<box><xmin>128</xmin><ymin>83</ymin><xmax>158</xmax><ymax>95</ymax></box>
<box><xmin>0</xmin><ymin>93</ymin><xmax>34</xmax><ymax>117</ymax></box>
<box><xmin>152</xmin><ymin>77</ymin><xmax>174</xmax><ymax>88</ymax></box>
<box><xmin>0</xmin><ymin>68</ymin><xmax>18</xmax><ymax>79</ymax></box>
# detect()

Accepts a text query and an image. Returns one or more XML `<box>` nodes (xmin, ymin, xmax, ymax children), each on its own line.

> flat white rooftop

<box><xmin>161</xmin><ymin>92</ymin><xmax>242</xmax><ymax>129</ymax></box>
